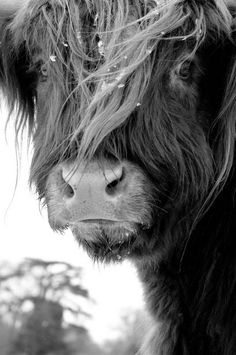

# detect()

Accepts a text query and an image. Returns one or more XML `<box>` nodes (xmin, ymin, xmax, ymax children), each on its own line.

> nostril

<box><xmin>107</xmin><ymin>179</ymin><xmax>119</xmax><ymax>189</ymax></box>
<box><xmin>105</xmin><ymin>167</ymin><xmax>125</xmax><ymax>196</ymax></box>
<box><xmin>63</xmin><ymin>182</ymin><xmax>75</xmax><ymax>199</ymax></box>
<box><xmin>61</xmin><ymin>168</ymin><xmax>75</xmax><ymax>199</ymax></box>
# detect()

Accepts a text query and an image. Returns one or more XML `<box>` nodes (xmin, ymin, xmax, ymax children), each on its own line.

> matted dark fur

<box><xmin>1</xmin><ymin>0</ymin><xmax>236</xmax><ymax>354</ymax></box>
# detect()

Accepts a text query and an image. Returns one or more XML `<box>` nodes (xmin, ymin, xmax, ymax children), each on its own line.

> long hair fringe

<box><xmin>5</xmin><ymin>0</ymin><xmax>232</xmax><ymax>160</ymax></box>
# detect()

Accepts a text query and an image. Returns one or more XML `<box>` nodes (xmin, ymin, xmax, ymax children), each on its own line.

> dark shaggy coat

<box><xmin>1</xmin><ymin>0</ymin><xmax>236</xmax><ymax>354</ymax></box>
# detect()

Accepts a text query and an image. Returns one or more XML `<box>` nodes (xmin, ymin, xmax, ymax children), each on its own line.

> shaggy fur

<box><xmin>1</xmin><ymin>0</ymin><xmax>236</xmax><ymax>353</ymax></box>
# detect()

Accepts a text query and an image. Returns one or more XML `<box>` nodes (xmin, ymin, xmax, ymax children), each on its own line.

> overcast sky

<box><xmin>0</xmin><ymin>97</ymin><xmax>144</xmax><ymax>344</ymax></box>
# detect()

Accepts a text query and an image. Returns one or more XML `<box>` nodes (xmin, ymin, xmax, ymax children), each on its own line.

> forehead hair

<box><xmin>2</xmin><ymin>0</ymin><xmax>233</xmax><ymax>161</ymax></box>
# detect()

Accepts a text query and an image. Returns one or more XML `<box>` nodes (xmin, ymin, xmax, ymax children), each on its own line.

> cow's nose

<box><xmin>62</xmin><ymin>162</ymin><xmax>124</xmax><ymax>199</ymax></box>
<box><xmin>58</xmin><ymin>161</ymin><xmax>126</xmax><ymax>221</ymax></box>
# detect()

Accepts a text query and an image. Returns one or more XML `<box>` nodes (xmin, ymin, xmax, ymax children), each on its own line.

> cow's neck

<box><xmin>135</xmin><ymin>175</ymin><xmax>236</xmax><ymax>354</ymax></box>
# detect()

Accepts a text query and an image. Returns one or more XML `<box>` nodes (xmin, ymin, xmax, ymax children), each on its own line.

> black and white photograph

<box><xmin>0</xmin><ymin>1</ymin><xmax>236</xmax><ymax>354</ymax></box>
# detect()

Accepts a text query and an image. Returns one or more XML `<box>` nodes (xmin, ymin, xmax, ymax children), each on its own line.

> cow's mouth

<box><xmin>69</xmin><ymin>220</ymin><xmax>151</xmax><ymax>262</ymax></box>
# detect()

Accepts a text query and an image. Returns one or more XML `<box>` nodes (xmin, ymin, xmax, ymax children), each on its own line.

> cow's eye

<box><xmin>39</xmin><ymin>64</ymin><xmax>48</xmax><ymax>81</ymax></box>
<box><xmin>178</xmin><ymin>60</ymin><xmax>193</xmax><ymax>80</ymax></box>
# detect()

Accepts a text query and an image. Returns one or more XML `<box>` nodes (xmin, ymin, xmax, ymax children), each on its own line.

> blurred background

<box><xmin>0</xmin><ymin>96</ymin><xmax>149</xmax><ymax>355</ymax></box>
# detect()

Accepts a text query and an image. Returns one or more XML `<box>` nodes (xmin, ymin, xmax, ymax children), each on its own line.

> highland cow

<box><xmin>1</xmin><ymin>0</ymin><xmax>236</xmax><ymax>354</ymax></box>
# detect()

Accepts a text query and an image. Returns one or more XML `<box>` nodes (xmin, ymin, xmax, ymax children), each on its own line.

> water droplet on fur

<box><xmin>98</xmin><ymin>40</ymin><xmax>105</xmax><ymax>56</ymax></box>
<box><xmin>49</xmin><ymin>55</ymin><xmax>57</xmax><ymax>62</ymax></box>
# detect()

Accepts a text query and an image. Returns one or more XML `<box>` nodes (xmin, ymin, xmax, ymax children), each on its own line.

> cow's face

<box><xmin>1</xmin><ymin>0</ymin><xmax>236</xmax><ymax>263</ymax></box>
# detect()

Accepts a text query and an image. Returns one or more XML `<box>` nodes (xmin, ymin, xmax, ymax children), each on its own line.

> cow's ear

<box><xmin>0</xmin><ymin>18</ymin><xmax>35</xmax><ymax>129</ymax></box>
